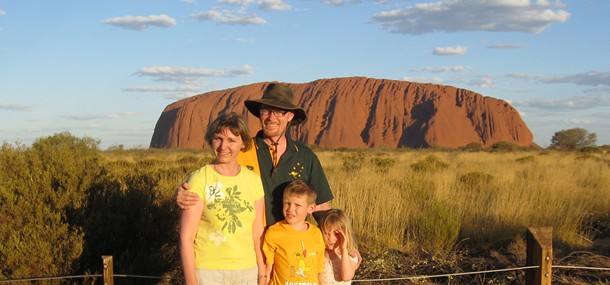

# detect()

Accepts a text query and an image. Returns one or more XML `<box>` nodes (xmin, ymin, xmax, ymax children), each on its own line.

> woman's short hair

<box><xmin>204</xmin><ymin>112</ymin><xmax>252</xmax><ymax>151</ymax></box>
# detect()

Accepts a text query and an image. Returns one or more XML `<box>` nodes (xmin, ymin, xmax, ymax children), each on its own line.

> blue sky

<box><xmin>1</xmin><ymin>0</ymin><xmax>608</xmax><ymax>149</ymax></box>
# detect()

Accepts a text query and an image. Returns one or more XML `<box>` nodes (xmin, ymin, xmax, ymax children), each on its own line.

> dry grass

<box><xmin>104</xmin><ymin>147</ymin><xmax>610</xmax><ymax>283</ymax></box>
<box><xmin>314</xmin><ymin>149</ymin><xmax>610</xmax><ymax>283</ymax></box>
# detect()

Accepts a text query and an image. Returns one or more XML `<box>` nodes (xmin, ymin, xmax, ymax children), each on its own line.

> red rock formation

<box><xmin>150</xmin><ymin>77</ymin><xmax>535</xmax><ymax>149</ymax></box>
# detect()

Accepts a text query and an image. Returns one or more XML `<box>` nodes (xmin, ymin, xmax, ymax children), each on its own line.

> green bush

<box><xmin>408</xmin><ymin>201</ymin><xmax>461</xmax><ymax>253</ymax></box>
<box><xmin>491</xmin><ymin>141</ymin><xmax>519</xmax><ymax>152</ymax></box>
<box><xmin>580</xmin><ymin>145</ymin><xmax>602</xmax><ymax>153</ymax></box>
<box><xmin>371</xmin><ymin>157</ymin><xmax>396</xmax><ymax>173</ymax></box>
<box><xmin>341</xmin><ymin>152</ymin><xmax>368</xmax><ymax>171</ymax></box>
<box><xmin>410</xmin><ymin>155</ymin><xmax>449</xmax><ymax>172</ymax></box>
<box><xmin>458</xmin><ymin>172</ymin><xmax>494</xmax><ymax>188</ymax></box>
<box><xmin>515</xmin><ymin>155</ymin><xmax>536</xmax><ymax>163</ymax></box>
<box><xmin>0</xmin><ymin>132</ymin><xmax>101</xmax><ymax>280</ymax></box>
<box><xmin>460</xmin><ymin>142</ymin><xmax>484</xmax><ymax>152</ymax></box>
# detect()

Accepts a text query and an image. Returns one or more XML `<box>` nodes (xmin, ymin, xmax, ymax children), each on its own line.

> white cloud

<box><xmin>467</xmin><ymin>76</ymin><xmax>494</xmax><ymax>89</ymax></box>
<box><xmin>433</xmin><ymin>46</ymin><xmax>467</xmax><ymax>55</ymax></box>
<box><xmin>220</xmin><ymin>0</ymin><xmax>255</xmax><ymax>5</ymax></box>
<box><xmin>191</xmin><ymin>8</ymin><xmax>266</xmax><ymax>25</ymax></box>
<box><xmin>134</xmin><ymin>65</ymin><xmax>253</xmax><ymax>83</ymax></box>
<box><xmin>370</xmin><ymin>0</ymin><xmax>570</xmax><ymax>35</ymax></box>
<box><xmin>507</xmin><ymin>71</ymin><xmax>610</xmax><ymax>87</ymax></box>
<box><xmin>0</xmin><ymin>103</ymin><xmax>30</xmax><ymax>111</ymax></box>
<box><xmin>411</xmin><ymin>65</ymin><xmax>468</xmax><ymax>73</ymax></box>
<box><xmin>0</xmin><ymin>9</ymin><xmax>6</xmax><ymax>16</ymax></box>
<box><xmin>402</xmin><ymin>76</ymin><xmax>445</xmax><ymax>85</ymax></box>
<box><xmin>584</xmin><ymin>87</ymin><xmax>610</xmax><ymax>95</ymax></box>
<box><xmin>181</xmin><ymin>0</ymin><xmax>198</xmax><ymax>4</ymax></box>
<box><xmin>103</xmin><ymin>15</ymin><xmax>176</xmax><ymax>31</ymax></box>
<box><xmin>259</xmin><ymin>0</ymin><xmax>291</xmax><ymax>10</ymax></box>
<box><xmin>487</xmin><ymin>43</ymin><xmax>526</xmax><ymax>49</ymax></box>
<box><xmin>61</xmin><ymin>112</ymin><xmax>136</xmax><ymax>121</ymax></box>
<box><xmin>321</xmin><ymin>0</ymin><xmax>359</xmax><ymax>5</ymax></box>
<box><xmin>513</xmin><ymin>94</ymin><xmax>610</xmax><ymax>110</ymax></box>
<box><xmin>166</xmin><ymin>93</ymin><xmax>195</xmax><ymax>100</ymax></box>
<box><xmin>122</xmin><ymin>85</ymin><xmax>202</xmax><ymax>92</ymax></box>
<box><xmin>564</xmin><ymin>118</ymin><xmax>592</xmax><ymax>125</ymax></box>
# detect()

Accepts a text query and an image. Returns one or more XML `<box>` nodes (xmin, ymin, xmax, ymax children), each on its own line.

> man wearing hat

<box><xmin>176</xmin><ymin>83</ymin><xmax>333</xmax><ymax>226</ymax></box>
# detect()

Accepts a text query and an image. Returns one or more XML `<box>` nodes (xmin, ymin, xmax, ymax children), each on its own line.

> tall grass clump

<box><xmin>408</xmin><ymin>201</ymin><xmax>461</xmax><ymax>253</ymax></box>
<box><xmin>317</xmin><ymin>149</ymin><xmax>610</xmax><ymax>255</ymax></box>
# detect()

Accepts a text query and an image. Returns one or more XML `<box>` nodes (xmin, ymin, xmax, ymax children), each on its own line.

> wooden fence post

<box><xmin>102</xmin><ymin>255</ymin><xmax>114</xmax><ymax>285</ymax></box>
<box><xmin>526</xmin><ymin>227</ymin><xmax>553</xmax><ymax>285</ymax></box>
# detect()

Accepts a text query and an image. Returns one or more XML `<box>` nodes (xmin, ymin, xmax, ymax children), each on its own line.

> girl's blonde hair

<box><xmin>319</xmin><ymin>209</ymin><xmax>357</xmax><ymax>254</ymax></box>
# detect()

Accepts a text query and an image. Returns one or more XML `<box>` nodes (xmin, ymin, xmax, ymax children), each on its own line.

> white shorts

<box><xmin>196</xmin><ymin>266</ymin><xmax>258</xmax><ymax>285</ymax></box>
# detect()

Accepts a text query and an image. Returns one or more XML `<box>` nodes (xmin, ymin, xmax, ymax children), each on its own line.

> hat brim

<box><xmin>244</xmin><ymin>99</ymin><xmax>307</xmax><ymax>126</ymax></box>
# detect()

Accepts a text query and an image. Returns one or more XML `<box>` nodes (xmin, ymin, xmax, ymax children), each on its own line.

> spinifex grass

<box><xmin>317</xmin><ymin>150</ymin><xmax>610</xmax><ymax>254</ymax></box>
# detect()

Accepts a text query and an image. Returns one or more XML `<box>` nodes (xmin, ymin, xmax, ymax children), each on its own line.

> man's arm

<box><xmin>175</xmin><ymin>182</ymin><xmax>200</xmax><ymax>210</ymax></box>
<box><xmin>311</xmin><ymin>203</ymin><xmax>331</xmax><ymax>224</ymax></box>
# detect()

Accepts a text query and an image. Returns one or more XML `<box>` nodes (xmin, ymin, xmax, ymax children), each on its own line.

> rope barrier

<box><xmin>352</xmin><ymin>265</ymin><xmax>540</xmax><ymax>283</ymax></box>
<box><xmin>0</xmin><ymin>273</ymin><xmax>181</xmax><ymax>283</ymax></box>
<box><xmin>3</xmin><ymin>264</ymin><xmax>610</xmax><ymax>283</ymax></box>
<box><xmin>554</xmin><ymin>265</ymin><xmax>610</xmax><ymax>271</ymax></box>
<box><xmin>114</xmin><ymin>274</ymin><xmax>182</xmax><ymax>280</ymax></box>
<box><xmin>0</xmin><ymin>274</ymin><xmax>102</xmax><ymax>283</ymax></box>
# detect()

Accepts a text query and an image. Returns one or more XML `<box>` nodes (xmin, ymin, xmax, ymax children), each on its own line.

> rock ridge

<box><xmin>150</xmin><ymin>77</ymin><xmax>535</xmax><ymax>149</ymax></box>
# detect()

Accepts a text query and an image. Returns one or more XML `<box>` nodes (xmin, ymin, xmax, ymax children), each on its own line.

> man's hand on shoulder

<box><xmin>175</xmin><ymin>182</ymin><xmax>200</xmax><ymax>210</ymax></box>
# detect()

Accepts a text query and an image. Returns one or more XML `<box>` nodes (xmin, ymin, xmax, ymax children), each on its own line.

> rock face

<box><xmin>150</xmin><ymin>77</ymin><xmax>535</xmax><ymax>149</ymax></box>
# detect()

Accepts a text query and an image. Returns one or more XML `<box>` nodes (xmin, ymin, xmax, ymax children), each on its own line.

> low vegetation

<box><xmin>1</xmin><ymin>133</ymin><xmax>609</xmax><ymax>284</ymax></box>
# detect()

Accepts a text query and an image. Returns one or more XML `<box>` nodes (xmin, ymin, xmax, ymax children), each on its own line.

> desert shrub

<box><xmin>580</xmin><ymin>145</ymin><xmax>602</xmax><ymax>153</ymax></box>
<box><xmin>371</xmin><ymin>157</ymin><xmax>396</xmax><ymax>173</ymax></box>
<box><xmin>104</xmin><ymin>159</ymin><xmax>135</xmax><ymax>170</ymax></box>
<box><xmin>0</xmin><ymin>132</ymin><xmax>101</xmax><ymax>280</ymax></box>
<box><xmin>408</xmin><ymin>201</ymin><xmax>461</xmax><ymax>253</ymax></box>
<box><xmin>404</xmin><ymin>178</ymin><xmax>435</xmax><ymax>205</ymax></box>
<box><xmin>106</xmin><ymin>144</ymin><xmax>125</xmax><ymax>151</ymax></box>
<box><xmin>460</xmin><ymin>142</ymin><xmax>484</xmax><ymax>152</ymax></box>
<box><xmin>491</xmin><ymin>141</ymin><xmax>519</xmax><ymax>152</ymax></box>
<box><xmin>79</xmin><ymin>167</ymin><xmax>181</xmax><ymax>281</ymax></box>
<box><xmin>136</xmin><ymin>159</ymin><xmax>163</xmax><ymax>169</ymax></box>
<box><xmin>410</xmin><ymin>155</ymin><xmax>449</xmax><ymax>172</ymax></box>
<box><xmin>341</xmin><ymin>152</ymin><xmax>368</xmax><ymax>171</ymax></box>
<box><xmin>458</xmin><ymin>172</ymin><xmax>494</xmax><ymax>188</ymax></box>
<box><xmin>576</xmin><ymin>153</ymin><xmax>603</xmax><ymax>162</ymax></box>
<box><xmin>516</xmin><ymin>155</ymin><xmax>536</xmax><ymax>163</ymax></box>
<box><xmin>178</xmin><ymin>155</ymin><xmax>200</xmax><ymax>165</ymax></box>
<box><xmin>537</xmin><ymin>150</ymin><xmax>552</xmax><ymax>156</ymax></box>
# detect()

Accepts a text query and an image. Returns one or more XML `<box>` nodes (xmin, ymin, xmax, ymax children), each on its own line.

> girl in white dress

<box><xmin>318</xmin><ymin>209</ymin><xmax>360</xmax><ymax>285</ymax></box>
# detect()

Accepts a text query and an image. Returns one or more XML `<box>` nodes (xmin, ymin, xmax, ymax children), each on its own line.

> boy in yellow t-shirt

<box><xmin>262</xmin><ymin>179</ymin><xmax>325</xmax><ymax>285</ymax></box>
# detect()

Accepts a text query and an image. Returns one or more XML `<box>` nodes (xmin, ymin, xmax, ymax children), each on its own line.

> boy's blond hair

<box><xmin>283</xmin><ymin>179</ymin><xmax>317</xmax><ymax>205</ymax></box>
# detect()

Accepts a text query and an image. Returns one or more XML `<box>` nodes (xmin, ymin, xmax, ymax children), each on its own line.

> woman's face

<box><xmin>211</xmin><ymin>128</ymin><xmax>244</xmax><ymax>164</ymax></box>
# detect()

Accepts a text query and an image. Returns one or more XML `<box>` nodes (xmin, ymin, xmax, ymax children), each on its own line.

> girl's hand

<box><xmin>335</xmin><ymin>229</ymin><xmax>347</xmax><ymax>251</ymax></box>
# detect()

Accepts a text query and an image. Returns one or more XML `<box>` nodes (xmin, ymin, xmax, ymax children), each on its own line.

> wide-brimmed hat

<box><xmin>244</xmin><ymin>83</ymin><xmax>307</xmax><ymax>126</ymax></box>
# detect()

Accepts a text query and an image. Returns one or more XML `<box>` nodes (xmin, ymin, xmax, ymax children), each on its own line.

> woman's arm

<box><xmin>180</xmin><ymin>199</ymin><xmax>204</xmax><ymax>285</ymax></box>
<box><xmin>252</xmin><ymin>197</ymin><xmax>267</xmax><ymax>285</ymax></box>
